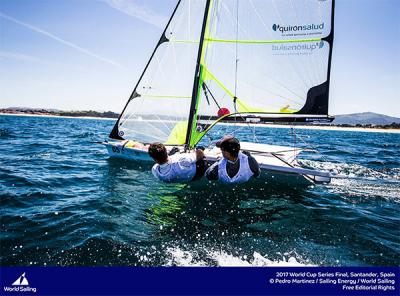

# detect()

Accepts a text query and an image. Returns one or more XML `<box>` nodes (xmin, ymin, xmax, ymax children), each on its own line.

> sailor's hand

<box><xmin>195</xmin><ymin>149</ymin><xmax>205</xmax><ymax>160</ymax></box>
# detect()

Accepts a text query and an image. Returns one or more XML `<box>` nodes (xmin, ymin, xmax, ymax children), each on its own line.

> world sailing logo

<box><xmin>3</xmin><ymin>272</ymin><xmax>37</xmax><ymax>293</ymax></box>
<box><xmin>272</xmin><ymin>23</ymin><xmax>324</xmax><ymax>36</ymax></box>
<box><xmin>12</xmin><ymin>273</ymin><xmax>29</xmax><ymax>286</ymax></box>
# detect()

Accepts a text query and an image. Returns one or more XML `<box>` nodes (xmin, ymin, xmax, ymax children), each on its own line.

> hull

<box><xmin>104</xmin><ymin>140</ymin><xmax>331</xmax><ymax>185</ymax></box>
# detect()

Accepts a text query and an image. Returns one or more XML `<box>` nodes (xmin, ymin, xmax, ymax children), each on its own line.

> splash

<box><xmin>165</xmin><ymin>247</ymin><xmax>313</xmax><ymax>267</ymax></box>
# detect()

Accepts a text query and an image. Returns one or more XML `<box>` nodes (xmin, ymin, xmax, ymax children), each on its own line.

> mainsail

<box><xmin>110</xmin><ymin>0</ymin><xmax>335</xmax><ymax>149</ymax></box>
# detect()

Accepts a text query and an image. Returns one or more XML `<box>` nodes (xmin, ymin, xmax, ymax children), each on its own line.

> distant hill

<box><xmin>332</xmin><ymin>112</ymin><xmax>400</xmax><ymax>125</ymax></box>
<box><xmin>1</xmin><ymin>108</ymin><xmax>399</xmax><ymax>128</ymax></box>
<box><xmin>0</xmin><ymin>107</ymin><xmax>119</xmax><ymax>118</ymax></box>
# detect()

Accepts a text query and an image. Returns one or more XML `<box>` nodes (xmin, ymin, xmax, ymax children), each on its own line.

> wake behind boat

<box><xmin>105</xmin><ymin>0</ymin><xmax>336</xmax><ymax>186</ymax></box>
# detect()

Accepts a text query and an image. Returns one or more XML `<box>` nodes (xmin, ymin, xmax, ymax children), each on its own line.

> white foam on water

<box><xmin>301</xmin><ymin>160</ymin><xmax>399</xmax><ymax>180</ymax></box>
<box><xmin>299</xmin><ymin>160</ymin><xmax>400</xmax><ymax>202</ymax></box>
<box><xmin>328</xmin><ymin>178</ymin><xmax>400</xmax><ymax>201</ymax></box>
<box><xmin>164</xmin><ymin>247</ymin><xmax>313</xmax><ymax>267</ymax></box>
<box><xmin>165</xmin><ymin>248</ymin><xmax>207</xmax><ymax>266</ymax></box>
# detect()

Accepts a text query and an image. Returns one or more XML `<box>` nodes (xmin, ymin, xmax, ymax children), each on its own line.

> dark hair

<box><xmin>220</xmin><ymin>139</ymin><xmax>240</xmax><ymax>158</ymax></box>
<box><xmin>148</xmin><ymin>143</ymin><xmax>168</xmax><ymax>164</ymax></box>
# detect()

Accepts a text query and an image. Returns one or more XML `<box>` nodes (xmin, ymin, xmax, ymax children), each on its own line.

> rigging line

<box><xmin>118</xmin><ymin>124</ymin><xmax>167</xmax><ymax>141</ymax></box>
<box><xmin>130</xmin><ymin>96</ymin><xmax>179</xmax><ymax>134</ymax></box>
<box><xmin>237</xmin><ymin>76</ymin><xmax>304</xmax><ymax>106</ymax></box>
<box><xmin>118</xmin><ymin>97</ymin><xmax>145</xmax><ymax>125</ymax></box>
<box><xmin>305</xmin><ymin>0</ymin><xmax>321</xmax><ymax>84</ymax></box>
<box><xmin>131</xmin><ymin>98</ymin><xmax>172</xmax><ymax>136</ymax></box>
<box><xmin>144</xmin><ymin>118</ymin><xmax>173</xmax><ymax>138</ymax></box>
<box><xmin>188</xmin><ymin>0</ymin><xmax>191</xmax><ymax>40</ymax></box>
<box><xmin>233</xmin><ymin>0</ymin><xmax>239</xmax><ymax>128</ymax></box>
<box><xmin>312</xmin><ymin>1</ymin><xmax>332</xmax><ymax>88</ymax></box>
<box><xmin>300</xmin><ymin>1</ymin><xmax>324</xmax><ymax>88</ymax></box>
<box><xmin>289</xmin><ymin>0</ymin><xmax>320</xmax><ymax>89</ymax></box>
<box><xmin>202</xmin><ymin>84</ymin><xmax>211</xmax><ymax>106</ymax></box>
<box><xmin>154</xmin><ymin>53</ymin><xmax>168</xmax><ymax>88</ymax></box>
<box><xmin>230</xmin><ymin>0</ymin><xmax>255</xmax><ymax>138</ymax></box>
<box><xmin>109</xmin><ymin>0</ymin><xmax>183</xmax><ymax>140</ymax></box>
<box><xmin>203</xmin><ymin>82</ymin><xmax>222</xmax><ymax>109</ymax></box>
<box><xmin>123</xmin><ymin>107</ymin><xmax>171</xmax><ymax>138</ymax></box>
<box><xmin>249</xmin><ymin>0</ymin><xmax>269</xmax><ymax>36</ymax></box>
<box><xmin>119</xmin><ymin>114</ymin><xmax>170</xmax><ymax>140</ymax></box>
<box><xmin>291</xmin><ymin>125</ymin><xmax>296</xmax><ymax>162</ymax></box>
<box><xmin>291</xmin><ymin>128</ymin><xmax>329</xmax><ymax>163</ymax></box>
<box><xmin>271</xmin><ymin>151</ymin><xmax>316</xmax><ymax>183</ymax></box>
<box><xmin>170</xmin><ymin>42</ymin><xmax>180</xmax><ymax>78</ymax></box>
<box><xmin>290</xmin><ymin>0</ymin><xmax>315</xmax><ymax>86</ymax></box>
<box><xmin>205</xmin><ymin>6</ymin><xmax>304</xmax><ymax>105</ymax></box>
<box><xmin>221</xmin><ymin>2</ymin><xmax>249</xmax><ymax>39</ymax></box>
<box><xmin>237</xmin><ymin>1</ymin><xmax>316</xmax><ymax>107</ymax></box>
<box><xmin>234</xmin><ymin>0</ymin><xmax>239</xmax><ymax>100</ymax></box>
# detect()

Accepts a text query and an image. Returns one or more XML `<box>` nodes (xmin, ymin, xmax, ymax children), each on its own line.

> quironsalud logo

<box><xmin>3</xmin><ymin>272</ymin><xmax>37</xmax><ymax>293</ymax></box>
<box><xmin>272</xmin><ymin>41</ymin><xmax>324</xmax><ymax>55</ymax></box>
<box><xmin>272</xmin><ymin>23</ymin><xmax>324</xmax><ymax>34</ymax></box>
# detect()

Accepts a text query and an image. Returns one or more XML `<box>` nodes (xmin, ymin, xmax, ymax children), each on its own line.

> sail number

<box><xmin>112</xmin><ymin>146</ymin><xmax>121</xmax><ymax>153</ymax></box>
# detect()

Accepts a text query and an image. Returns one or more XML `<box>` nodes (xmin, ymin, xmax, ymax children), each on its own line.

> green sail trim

<box><xmin>201</xmin><ymin>66</ymin><xmax>265</xmax><ymax>113</ymax></box>
<box><xmin>204</xmin><ymin>37</ymin><xmax>322</xmax><ymax>44</ymax></box>
<box><xmin>188</xmin><ymin>64</ymin><xmax>298</xmax><ymax>147</ymax></box>
<box><xmin>169</xmin><ymin>38</ymin><xmax>321</xmax><ymax>45</ymax></box>
<box><xmin>187</xmin><ymin>0</ymin><xmax>304</xmax><ymax>148</ymax></box>
<box><xmin>165</xmin><ymin>120</ymin><xmax>188</xmax><ymax>145</ymax></box>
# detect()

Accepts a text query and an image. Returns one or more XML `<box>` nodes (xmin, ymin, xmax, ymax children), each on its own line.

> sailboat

<box><xmin>104</xmin><ymin>0</ymin><xmax>335</xmax><ymax>185</ymax></box>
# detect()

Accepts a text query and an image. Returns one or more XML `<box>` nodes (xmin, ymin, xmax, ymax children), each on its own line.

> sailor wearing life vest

<box><xmin>206</xmin><ymin>136</ymin><xmax>260</xmax><ymax>183</ymax></box>
<box><xmin>148</xmin><ymin>142</ymin><xmax>208</xmax><ymax>183</ymax></box>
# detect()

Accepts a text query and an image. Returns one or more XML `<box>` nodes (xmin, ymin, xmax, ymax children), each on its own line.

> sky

<box><xmin>0</xmin><ymin>0</ymin><xmax>399</xmax><ymax>117</ymax></box>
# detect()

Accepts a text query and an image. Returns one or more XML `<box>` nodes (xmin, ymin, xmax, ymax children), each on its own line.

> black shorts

<box><xmin>192</xmin><ymin>158</ymin><xmax>209</xmax><ymax>181</ymax></box>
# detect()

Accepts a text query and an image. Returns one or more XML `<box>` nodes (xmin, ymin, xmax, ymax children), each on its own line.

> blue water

<box><xmin>1</xmin><ymin>115</ymin><xmax>399</xmax><ymax>266</ymax></box>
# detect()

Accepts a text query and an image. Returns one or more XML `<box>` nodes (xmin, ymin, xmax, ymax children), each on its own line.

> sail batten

<box><xmin>204</xmin><ymin>37</ymin><xmax>322</xmax><ymax>44</ymax></box>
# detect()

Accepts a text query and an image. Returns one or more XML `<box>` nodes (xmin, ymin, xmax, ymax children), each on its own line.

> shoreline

<box><xmin>1</xmin><ymin>112</ymin><xmax>399</xmax><ymax>134</ymax></box>
<box><xmin>0</xmin><ymin>112</ymin><xmax>116</xmax><ymax>121</ymax></box>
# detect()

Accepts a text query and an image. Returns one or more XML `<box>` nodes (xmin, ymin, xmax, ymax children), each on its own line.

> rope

<box><xmin>289</xmin><ymin>126</ymin><xmax>329</xmax><ymax>163</ymax></box>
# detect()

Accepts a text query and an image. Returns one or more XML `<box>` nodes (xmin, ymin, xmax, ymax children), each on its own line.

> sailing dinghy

<box><xmin>105</xmin><ymin>0</ymin><xmax>335</xmax><ymax>185</ymax></box>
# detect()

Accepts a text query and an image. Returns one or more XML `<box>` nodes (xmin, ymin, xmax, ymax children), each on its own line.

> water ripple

<box><xmin>1</xmin><ymin>115</ymin><xmax>399</xmax><ymax>267</ymax></box>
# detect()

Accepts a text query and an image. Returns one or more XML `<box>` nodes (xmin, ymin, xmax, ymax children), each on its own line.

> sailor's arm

<box><xmin>243</xmin><ymin>151</ymin><xmax>261</xmax><ymax>178</ymax></box>
<box><xmin>205</xmin><ymin>162</ymin><xmax>219</xmax><ymax>180</ymax></box>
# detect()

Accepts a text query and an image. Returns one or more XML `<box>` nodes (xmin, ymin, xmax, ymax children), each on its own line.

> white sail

<box><xmin>189</xmin><ymin>0</ymin><xmax>334</xmax><ymax>146</ymax></box>
<box><xmin>111</xmin><ymin>0</ymin><xmax>207</xmax><ymax>145</ymax></box>
<box><xmin>110</xmin><ymin>0</ymin><xmax>334</xmax><ymax>148</ymax></box>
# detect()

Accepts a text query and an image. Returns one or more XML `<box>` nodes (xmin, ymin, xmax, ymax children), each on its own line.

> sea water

<box><xmin>0</xmin><ymin>115</ymin><xmax>399</xmax><ymax>266</ymax></box>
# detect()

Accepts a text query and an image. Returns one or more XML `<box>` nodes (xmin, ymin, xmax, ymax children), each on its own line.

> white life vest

<box><xmin>217</xmin><ymin>152</ymin><xmax>254</xmax><ymax>184</ymax></box>
<box><xmin>152</xmin><ymin>153</ymin><xmax>197</xmax><ymax>183</ymax></box>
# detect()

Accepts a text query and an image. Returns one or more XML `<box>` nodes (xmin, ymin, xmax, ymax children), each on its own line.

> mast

<box><xmin>324</xmin><ymin>0</ymin><xmax>335</xmax><ymax>116</ymax></box>
<box><xmin>109</xmin><ymin>0</ymin><xmax>182</xmax><ymax>140</ymax></box>
<box><xmin>184</xmin><ymin>0</ymin><xmax>212</xmax><ymax>150</ymax></box>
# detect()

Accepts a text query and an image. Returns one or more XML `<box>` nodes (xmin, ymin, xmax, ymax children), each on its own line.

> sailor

<box><xmin>148</xmin><ymin>142</ymin><xmax>208</xmax><ymax>183</ymax></box>
<box><xmin>206</xmin><ymin>136</ymin><xmax>260</xmax><ymax>184</ymax></box>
